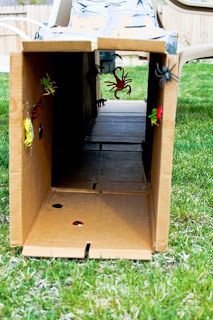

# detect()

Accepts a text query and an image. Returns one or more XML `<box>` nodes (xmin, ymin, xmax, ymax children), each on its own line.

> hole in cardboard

<box><xmin>52</xmin><ymin>203</ymin><xmax>63</xmax><ymax>209</ymax></box>
<box><xmin>73</xmin><ymin>220</ymin><xmax>84</xmax><ymax>227</ymax></box>
<box><xmin>93</xmin><ymin>182</ymin><xmax>97</xmax><ymax>190</ymax></box>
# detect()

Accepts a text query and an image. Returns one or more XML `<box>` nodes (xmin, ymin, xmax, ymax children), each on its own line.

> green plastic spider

<box><xmin>40</xmin><ymin>73</ymin><xmax>57</xmax><ymax>96</ymax></box>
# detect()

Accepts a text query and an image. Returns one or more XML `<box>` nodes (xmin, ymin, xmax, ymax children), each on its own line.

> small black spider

<box><xmin>96</xmin><ymin>98</ymin><xmax>107</xmax><ymax>108</ymax></box>
<box><xmin>155</xmin><ymin>63</ymin><xmax>179</xmax><ymax>87</ymax></box>
<box><xmin>95</xmin><ymin>64</ymin><xmax>105</xmax><ymax>75</ymax></box>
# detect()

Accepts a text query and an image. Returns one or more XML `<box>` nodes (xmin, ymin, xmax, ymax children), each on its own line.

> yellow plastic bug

<box><xmin>24</xmin><ymin>117</ymin><xmax>34</xmax><ymax>147</ymax></box>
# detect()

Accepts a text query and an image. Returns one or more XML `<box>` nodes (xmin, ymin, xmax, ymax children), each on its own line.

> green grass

<box><xmin>0</xmin><ymin>63</ymin><xmax>212</xmax><ymax>319</ymax></box>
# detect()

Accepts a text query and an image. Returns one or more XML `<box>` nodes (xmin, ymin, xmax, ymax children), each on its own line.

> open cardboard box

<box><xmin>10</xmin><ymin>40</ymin><xmax>179</xmax><ymax>260</ymax></box>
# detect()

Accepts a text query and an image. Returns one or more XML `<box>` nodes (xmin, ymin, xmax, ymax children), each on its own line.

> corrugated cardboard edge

<box><xmin>9</xmin><ymin>53</ymin><xmax>24</xmax><ymax>246</ymax></box>
<box><xmin>98</xmin><ymin>38</ymin><xmax>166</xmax><ymax>53</ymax></box>
<box><xmin>22</xmin><ymin>40</ymin><xmax>97</xmax><ymax>52</ymax></box>
<box><xmin>22</xmin><ymin>245</ymin><xmax>86</xmax><ymax>258</ymax></box>
<box><xmin>153</xmin><ymin>54</ymin><xmax>179</xmax><ymax>252</ymax></box>
<box><xmin>89</xmin><ymin>248</ymin><xmax>152</xmax><ymax>260</ymax></box>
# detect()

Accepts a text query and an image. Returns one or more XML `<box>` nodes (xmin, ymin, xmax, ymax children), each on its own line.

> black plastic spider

<box><xmin>155</xmin><ymin>63</ymin><xmax>179</xmax><ymax>87</ymax></box>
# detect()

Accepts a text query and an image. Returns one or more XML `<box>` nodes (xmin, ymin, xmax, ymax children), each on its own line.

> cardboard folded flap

<box><xmin>22</xmin><ymin>40</ymin><xmax>98</xmax><ymax>53</ymax></box>
<box><xmin>22</xmin><ymin>37</ymin><xmax>168</xmax><ymax>54</ymax></box>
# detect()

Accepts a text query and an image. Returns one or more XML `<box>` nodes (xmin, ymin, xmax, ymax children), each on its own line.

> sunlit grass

<box><xmin>0</xmin><ymin>63</ymin><xmax>212</xmax><ymax>319</ymax></box>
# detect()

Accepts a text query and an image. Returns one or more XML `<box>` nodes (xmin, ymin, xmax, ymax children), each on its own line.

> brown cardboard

<box><xmin>10</xmin><ymin>53</ymin><xmax>24</xmax><ymax>246</ymax></box>
<box><xmin>22</xmin><ymin>40</ymin><xmax>97</xmax><ymax>52</ymax></box>
<box><xmin>22</xmin><ymin>191</ymin><xmax>152</xmax><ymax>260</ymax></box>
<box><xmin>10</xmin><ymin>41</ymin><xmax>179</xmax><ymax>260</ymax></box>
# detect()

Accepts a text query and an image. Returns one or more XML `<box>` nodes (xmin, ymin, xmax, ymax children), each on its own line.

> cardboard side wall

<box><xmin>22</xmin><ymin>53</ymin><xmax>54</xmax><ymax>243</ymax></box>
<box><xmin>151</xmin><ymin>54</ymin><xmax>179</xmax><ymax>251</ymax></box>
<box><xmin>10</xmin><ymin>52</ymin><xmax>97</xmax><ymax>246</ymax></box>
<box><xmin>144</xmin><ymin>52</ymin><xmax>162</xmax><ymax>249</ymax></box>
<box><xmin>10</xmin><ymin>53</ymin><xmax>54</xmax><ymax>245</ymax></box>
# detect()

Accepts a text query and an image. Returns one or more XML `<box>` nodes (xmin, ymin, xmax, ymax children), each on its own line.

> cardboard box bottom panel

<box><xmin>22</xmin><ymin>190</ymin><xmax>152</xmax><ymax>260</ymax></box>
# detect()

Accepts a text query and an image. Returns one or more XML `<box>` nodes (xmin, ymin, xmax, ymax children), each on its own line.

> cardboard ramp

<box><xmin>22</xmin><ymin>191</ymin><xmax>152</xmax><ymax>260</ymax></box>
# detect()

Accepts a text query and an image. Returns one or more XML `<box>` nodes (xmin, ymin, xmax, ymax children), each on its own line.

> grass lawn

<box><xmin>0</xmin><ymin>63</ymin><xmax>212</xmax><ymax>319</ymax></box>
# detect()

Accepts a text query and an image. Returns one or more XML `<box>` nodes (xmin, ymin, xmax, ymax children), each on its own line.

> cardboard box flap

<box><xmin>22</xmin><ymin>40</ymin><xmax>97</xmax><ymax>52</ymax></box>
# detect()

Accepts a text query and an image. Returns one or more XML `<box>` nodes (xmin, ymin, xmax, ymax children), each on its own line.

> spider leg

<box><xmin>124</xmin><ymin>85</ymin><xmax>132</xmax><ymax>95</ymax></box>
<box><xmin>106</xmin><ymin>83</ymin><xmax>117</xmax><ymax>87</ymax></box>
<box><xmin>156</xmin><ymin>63</ymin><xmax>163</xmax><ymax>74</ymax></box>
<box><xmin>123</xmin><ymin>72</ymin><xmax>129</xmax><ymax>80</ymax></box>
<box><xmin>169</xmin><ymin>63</ymin><xmax>177</xmax><ymax>73</ymax></box>
<box><xmin>171</xmin><ymin>73</ymin><xmax>179</xmax><ymax>81</ymax></box>
<box><xmin>110</xmin><ymin>86</ymin><xmax>117</xmax><ymax>91</ymax></box>
<box><xmin>159</xmin><ymin>78</ymin><xmax>165</xmax><ymax>88</ymax></box>
<box><xmin>124</xmin><ymin>80</ymin><xmax>132</xmax><ymax>85</ymax></box>
<box><xmin>114</xmin><ymin>89</ymin><xmax>120</xmax><ymax>100</ymax></box>
<box><xmin>105</xmin><ymin>81</ymin><xmax>116</xmax><ymax>84</ymax></box>
<box><xmin>111</xmin><ymin>85</ymin><xmax>117</xmax><ymax>90</ymax></box>
<box><xmin>171</xmin><ymin>74</ymin><xmax>179</xmax><ymax>82</ymax></box>
<box><xmin>155</xmin><ymin>70</ymin><xmax>162</xmax><ymax>78</ymax></box>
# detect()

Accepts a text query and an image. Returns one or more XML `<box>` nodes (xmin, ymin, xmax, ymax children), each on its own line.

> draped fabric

<box><xmin>72</xmin><ymin>0</ymin><xmax>153</xmax><ymax>13</ymax></box>
<box><xmin>71</xmin><ymin>0</ymin><xmax>157</xmax><ymax>27</ymax></box>
<box><xmin>38</xmin><ymin>0</ymin><xmax>177</xmax><ymax>53</ymax></box>
<box><xmin>70</xmin><ymin>0</ymin><xmax>159</xmax><ymax>38</ymax></box>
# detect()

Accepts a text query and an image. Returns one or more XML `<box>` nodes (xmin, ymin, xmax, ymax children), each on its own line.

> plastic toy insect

<box><xmin>105</xmin><ymin>67</ymin><xmax>132</xmax><ymax>99</ymax></box>
<box><xmin>155</xmin><ymin>63</ymin><xmax>179</xmax><ymax>87</ymax></box>
<box><xmin>148</xmin><ymin>105</ymin><xmax>163</xmax><ymax>126</ymax></box>
<box><xmin>113</xmin><ymin>53</ymin><xmax>123</xmax><ymax>60</ymax></box>
<box><xmin>40</xmin><ymin>73</ymin><xmax>57</xmax><ymax>96</ymax></box>
<box><xmin>95</xmin><ymin>64</ymin><xmax>105</xmax><ymax>75</ymax></box>
<box><xmin>31</xmin><ymin>98</ymin><xmax>43</xmax><ymax>121</ymax></box>
<box><xmin>96</xmin><ymin>98</ymin><xmax>107</xmax><ymax>108</ymax></box>
<box><xmin>24</xmin><ymin>117</ymin><xmax>34</xmax><ymax>147</ymax></box>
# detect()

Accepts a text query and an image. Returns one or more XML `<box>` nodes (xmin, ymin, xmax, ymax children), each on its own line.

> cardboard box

<box><xmin>10</xmin><ymin>40</ymin><xmax>179</xmax><ymax>259</ymax></box>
